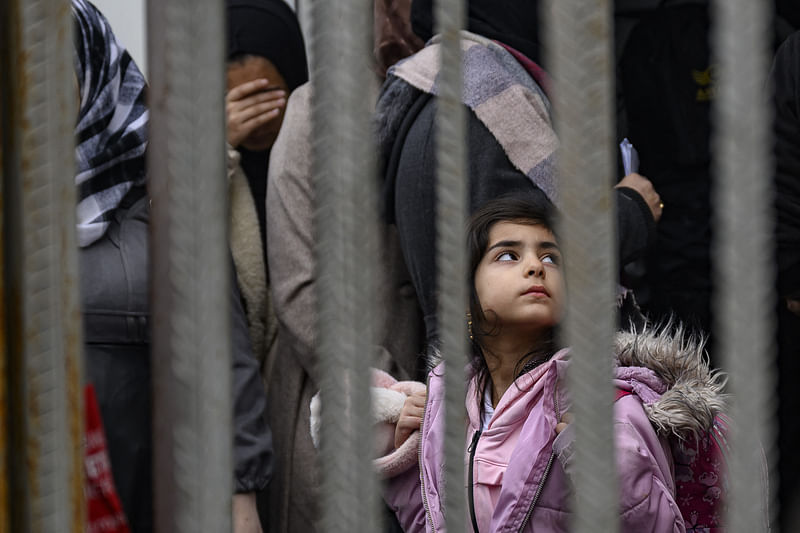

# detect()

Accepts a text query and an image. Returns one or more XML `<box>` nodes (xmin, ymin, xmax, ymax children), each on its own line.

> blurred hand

<box><xmin>555</xmin><ymin>412</ymin><xmax>574</xmax><ymax>435</ymax></box>
<box><xmin>616</xmin><ymin>172</ymin><xmax>663</xmax><ymax>223</ymax></box>
<box><xmin>395</xmin><ymin>389</ymin><xmax>427</xmax><ymax>449</ymax></box>
<box><xmin>788</xmin><ymin>298</ymin><xmax>800</xmax><ymax>317</ymax></box>
<box><xmin>233</xmin><ymin>493</ymin><xmax>263</xmax><ymax>533</ymax></box>
<box><xmin>226</xmin><ymin>78</ymin><xmax>286</xmax><ymax>148</ymax></box>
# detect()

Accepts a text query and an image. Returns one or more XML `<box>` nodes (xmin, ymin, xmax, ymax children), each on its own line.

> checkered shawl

<box><xmin>72</xmin><ymin>0</ymin><xmax>148</xmax><ymax>247</ymax></box>
<box><xmin>378</xmin><ymin>31</ymin><xmax>559</xmax><ymax>205</ymax></box>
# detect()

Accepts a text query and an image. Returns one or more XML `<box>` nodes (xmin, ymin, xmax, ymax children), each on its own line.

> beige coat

<box><xmin>228</xmin><ymin>145</ymin><xmax>278</xmax><ymax>365</ymax></box>
<box><xmin>262</xmin><ymin>82</ymin><xmax>424</xmax><ymax>532</ymax></box>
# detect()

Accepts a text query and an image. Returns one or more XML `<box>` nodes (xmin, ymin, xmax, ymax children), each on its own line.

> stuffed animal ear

<box><xmin>371</xmin><ymin>368</ymin><xmax>398</xmax><ymax>388</ymax></box>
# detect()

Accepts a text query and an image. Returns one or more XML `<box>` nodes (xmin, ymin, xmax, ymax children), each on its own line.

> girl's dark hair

<box><xmin>467</xmin><ymin>191</ymin><xmax>561</xmax><ymax>413</ymax></box>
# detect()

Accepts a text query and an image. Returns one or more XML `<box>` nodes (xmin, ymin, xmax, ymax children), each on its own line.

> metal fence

<box><xmin>0</xmin><ymin>0</ymin><xmax>779</xmax><ymax>532</ymax></box>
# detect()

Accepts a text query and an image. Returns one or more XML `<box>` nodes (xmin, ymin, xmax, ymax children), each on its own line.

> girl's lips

<box><xmin>523</xmin><ymin>286</ymin><xmax>549</xmax><ymax>297</ymax></box>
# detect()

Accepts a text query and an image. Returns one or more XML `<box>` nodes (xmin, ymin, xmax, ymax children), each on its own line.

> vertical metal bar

<box><xmin>0</xmin><ymin>3</ymin><xmax>13</xmax><ymax>529</ymax></box>
<box><xmin>433</xmin><ymin>0</ymin><xmax>468</xmax><ymax>530</ymax></box>
<box><xmin>711</xmin><ymin>0</ymin><xmax>776</xmax><ymax>531</ymax></box>
<box><xmin>1</xmin><ymin>0</ymin><xmax>84</xmax><ymax>531</ymax></box>
<box><xmin>147</xmin><ymin>0</ymin><xmax>232</xmax><ymax>531</ymax></box>
<box><xmin>311</xmin><ymin>0</ymin><xmax>380</xmax><ymax>530</ymax></box>
<box><xmin>543</xmin><ymin>0</ymin><xmax>620</xmax><ymax>532</ymax></box>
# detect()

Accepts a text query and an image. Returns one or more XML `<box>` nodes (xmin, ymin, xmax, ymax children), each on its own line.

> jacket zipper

<box><xmin>517</xmin><ymin>380</ymin><xmax>561</xmax><ymax>532</ymax></box>
<box><xmin>468</xmin><ymin>429</ymin><xmax>483</xmax><ymax>533</ymax></box>
<box><xmin>419</xmin><ymin>374</ymin><xmax>434</xmax><ymax>531</ymax></box>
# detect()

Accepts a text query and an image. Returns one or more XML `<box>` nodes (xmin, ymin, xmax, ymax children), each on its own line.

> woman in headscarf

<box><xmin>73</xmin><ymin>2</ymin><xmax>273</xmax><ymax>531</ymax></box>
<box><xmin>375</xmin><ymin>0</ymin><xmax>663</xmax><ymax>348</ymax></box>
<box><xmin>225</xmin><ymin>0</ymin><xmax>309</xmax><ymax>374</ymax></box>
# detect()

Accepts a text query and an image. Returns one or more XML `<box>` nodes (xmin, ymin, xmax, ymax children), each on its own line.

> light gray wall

<box><xmin>91</xmin><ymin>0</ymin><xmax>148</xmax><ymax>75</ymax></box>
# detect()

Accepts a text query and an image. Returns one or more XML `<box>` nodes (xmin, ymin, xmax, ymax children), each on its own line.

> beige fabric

<box><xmin>228</xmin><ymin>145</ymin><xmax>278</xmax><ymax>365</ymax></box>
<box><xmin>263</xmin><ymin>81</ymin><xmax>425</xmax><ymax>532</ymax></box>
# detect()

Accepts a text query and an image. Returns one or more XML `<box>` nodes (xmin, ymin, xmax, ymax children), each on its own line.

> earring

<box><xmin>466</xmin><ymin>312</ymin><xmax>474</xmax><ymax>342</ymax></box>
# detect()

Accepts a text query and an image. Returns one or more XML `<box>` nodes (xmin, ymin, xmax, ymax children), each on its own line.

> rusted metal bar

<box><xmin>543</xmin><ymin>0</ymin><xmax>620</xmax><ymax>531</ymax></box>
<box><xmin>1</xmin><ymin>0</ymin><xmax>84</xmax><ymax>531</ymax></box>
<box><xmin>146</xmin><ymin>0</ymin><xmax>233</xmax><ymax>531</ymax></box>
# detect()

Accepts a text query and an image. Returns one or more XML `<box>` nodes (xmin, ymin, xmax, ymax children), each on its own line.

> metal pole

<box><xmin>1</xmin><ymin>0</ymin><xmax>84</xmax><ymax>531</ymax></box>
<box><xmin>311</xmin><ymin>0</ymin><xmax>380</xmax><ymax>530</ymax></box>
<box><xmin>147</xmin><ymin>0</ymin><xmax>233</xmax><ymax>531</ymax></box>
<box><xmin>543</xmin><ymin>0</ymin><xmax>620</xmax><ymax>532</ymax></box>
<box><xmin>434</xmin><ymin>0</ymin><xmax>468</xmax><ymax>530</ymax></box>
<box><xmin>712</xmin><ymin>0</ymin><xmax>776</xmax><ymax>531</ymax></box>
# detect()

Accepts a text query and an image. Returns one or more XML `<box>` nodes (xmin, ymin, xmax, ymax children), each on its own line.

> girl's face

<box><xmin>474</xmin><ymin>221</ymin><xmax>565</xmax><ymax>335</ymax></box>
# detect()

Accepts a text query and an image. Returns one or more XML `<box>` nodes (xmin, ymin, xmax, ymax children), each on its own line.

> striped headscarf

<box><xmin>72</xmin><ymin>0</ymin><xmax>148</xmax><ymax>247</ymax></box>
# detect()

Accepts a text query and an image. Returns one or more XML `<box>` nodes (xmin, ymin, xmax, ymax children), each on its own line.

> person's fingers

<box><xmin>228</xmin><ymin>89</ymin><xmax>287</xmax><ymax>114</ymax></box>
<box><xmin>226</xmin><ymin>78</ymin><xmax>270</xmax><ymax>102</ymax></box>
<box><xmin>395</xmin><ymin>415</ymin><xmax>423</xmax><ymax>449</ymax></box>
<box><xmin>231</xmin><ymin>98</ymin><xmax>286</xmax><ymax>125</ymax></box>
<box><xmin>788</xmin><ymin>299</ymin><xmax>800</xmax><ymax>316</ymax></box>
<box><xmin>555</xmin><ymin>422</ymin><xmax>569</xmax><ymax>434</ymax></box>
<box><xmin>561</xmin><ymin>412</ymin><xmax>574</xmax><ymax>425</ymax></box>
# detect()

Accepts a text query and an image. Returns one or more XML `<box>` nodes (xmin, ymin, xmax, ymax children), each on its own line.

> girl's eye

<box><xmin>497</xmin><ymin>251</ymin><xmax>517</xmax><ymax>262</ymax></box>
<box><xmin>542</xmin><ymin>254</ymin><xmax>560</xmax><ymax>265</ymax></box>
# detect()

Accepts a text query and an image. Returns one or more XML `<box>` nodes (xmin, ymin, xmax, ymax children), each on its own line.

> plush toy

<box><xmin>310</xmin><ymin>369</ymin><xmax>426</xmax><ymax>479</ymax></box>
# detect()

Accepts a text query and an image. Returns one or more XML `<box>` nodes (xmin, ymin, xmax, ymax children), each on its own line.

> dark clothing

<box><xmin>770</xmin><ymin>30</ymin><xmax>800</xmax><ymax>531</ymax></box>
<box><xmin>81</xmin><ymin>187</ymin><xmax>273</xmax><ymax>532</ymax></box>
<box><xmin>410</xmin><ymin>0</ymin><xmax>540</xmax><ymax>64</ymax></box>
<box><xmin>386</xmin><ymin>91</ymin><xmax>655</xmax><ymax>344</ymax></box>
<box><xmin>618</xmin><ymin>3</ymin><xmax>715</xmax><ymax>343</ymax></box>
<box><xmin>771</xmin><ymin>31</ymin><xmax>800</xmax><ymax>299</ymax></box>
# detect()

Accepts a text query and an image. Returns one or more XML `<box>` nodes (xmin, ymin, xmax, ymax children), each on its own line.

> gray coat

<box><xmin>262</xmin><ymin>82</ymin><xmax>425</xmax><ymax>532</ymax></box>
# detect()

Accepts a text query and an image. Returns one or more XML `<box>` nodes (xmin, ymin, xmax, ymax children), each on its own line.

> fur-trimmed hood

<box><xmin>614</xmin><ymin>324</ymin><xmax>727</xmax><ymax>440</ymax></box>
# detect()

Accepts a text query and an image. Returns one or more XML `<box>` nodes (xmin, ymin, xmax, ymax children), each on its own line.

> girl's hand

<box><xmin>788</xmin><ymin>298</ymin><xmax>800</xmax><ymax>317</ymax></box>
<box><xmin>395</xmin><ymin>389</ymin><xmax>427</xmax><ymax>449</ymax></box>
<box><xmin>226</xmin><ymin>78</ymin><xmax>286</xmax><ymax>148</ymax></box>
<box><xmin>555</xmin><ymin>412</ymin><xmax>574</xmax><ymax>435</ymax></box>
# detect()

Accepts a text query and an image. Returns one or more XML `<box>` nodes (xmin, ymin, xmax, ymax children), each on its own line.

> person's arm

<box><xmin>615</xmin><ymin>172</ymin><xmax>661</xmax><ymax>265</ymax></box>
<box><xmin>266</xmin><ymin>83</ymin><xmax>320</xmax><ymax>380</ymax></box>
<box><xmin>229</xmin><ymin>267</ymin><xmax>272</xmax><ymax>533</ymax></box>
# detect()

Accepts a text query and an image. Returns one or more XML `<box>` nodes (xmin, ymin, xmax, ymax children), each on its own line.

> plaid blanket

<box><xmin>377</xmin><ymin>31</ymin><xmax>559</xmax><ymax>205</ymax></box>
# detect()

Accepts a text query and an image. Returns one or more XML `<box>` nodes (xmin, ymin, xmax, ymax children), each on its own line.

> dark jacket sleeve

<box><xmin>771</xmin><ymin>31</ymin><xmax>800</xmax><ymax>299</ymax></box>
<box><xmin>616</xmin><ymin>186</ymin><xmax>657</xmax><ymax>266</ymax></box>
<box><xmin>231</xmin><ymin>268</ymin><xmax>274</xmax><ymax>492</ymax></box>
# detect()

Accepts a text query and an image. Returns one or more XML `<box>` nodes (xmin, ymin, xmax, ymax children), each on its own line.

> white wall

<box><xmin>91</xmin><ymin>0</ymin><xmax>148</xmax><ymax>75</ymax></box>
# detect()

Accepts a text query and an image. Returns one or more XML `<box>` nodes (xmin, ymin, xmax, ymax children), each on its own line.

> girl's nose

<box><xmin>526</xmin><ymin>259</ymin><xmax>544</xmax><ymax>278</ymax></box>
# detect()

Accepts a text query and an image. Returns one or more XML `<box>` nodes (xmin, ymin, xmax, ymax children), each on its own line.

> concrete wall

<box><xmin>91</xmin><ymin>0</ymin><xmax>148</xmax><ymax>75</ymax></box>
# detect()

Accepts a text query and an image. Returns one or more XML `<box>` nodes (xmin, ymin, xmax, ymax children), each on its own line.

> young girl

<box><xmin>381</xmin><ymin>192</ymin><xmax>724</xmax><ymax>532</ymax></box>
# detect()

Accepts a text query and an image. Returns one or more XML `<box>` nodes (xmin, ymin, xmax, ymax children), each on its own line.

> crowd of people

<box><xmin>69</xmin><ymin>0</ymin><xmax>799</xmax><ymax>532</ymax></box>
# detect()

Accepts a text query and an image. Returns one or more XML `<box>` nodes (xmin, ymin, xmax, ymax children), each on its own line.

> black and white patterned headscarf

<box><xmin>72</xmin><ymin>0</ymin><xmax>148</xmax><ymax>247</ymax></box>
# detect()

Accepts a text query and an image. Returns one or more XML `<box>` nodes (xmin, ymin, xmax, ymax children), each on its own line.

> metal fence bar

<box><xmin>1</xmin><ymin>0</ymin><xmax>85</xmax><ymax>531</ymax></box>
<box><xmin>543</xmin><ymin>0</ymin><xmax>620</xmax><ymax>532</ymax></box>
<box><xmin>311</xmin><ymin>0</ymin><xmax>380</xmax><ymax>531</ymax></box>
<box><xmin>146</xmin><ymin>0</ymin><xmax>233</xmax><ymax>531</ymax></box>
<box><xmin>0</xmin><ymin>1</ymin><xmax>11</xmax><ymax>526</ymax></box>
<box><xmin>711</xmin><ymin>0</ymin><xmax>777</xmax><ymax>531</ymax></box>
<box><xmin>434</xmin><ymin>0</ymin><xmax>469</xmax><ymax>530</ymax></box>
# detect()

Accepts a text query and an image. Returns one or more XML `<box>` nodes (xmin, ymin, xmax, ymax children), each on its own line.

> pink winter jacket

<box><xmin>383</xmin><ymin>329</ymin><xmax>726</xmax><ymax>532</ymax></box>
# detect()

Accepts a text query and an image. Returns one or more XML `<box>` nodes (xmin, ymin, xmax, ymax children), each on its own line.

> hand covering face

<box><xmin>72</xmin><ymin>0</ymin><xmax>148</xmax><ymax>247</ymax></box>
